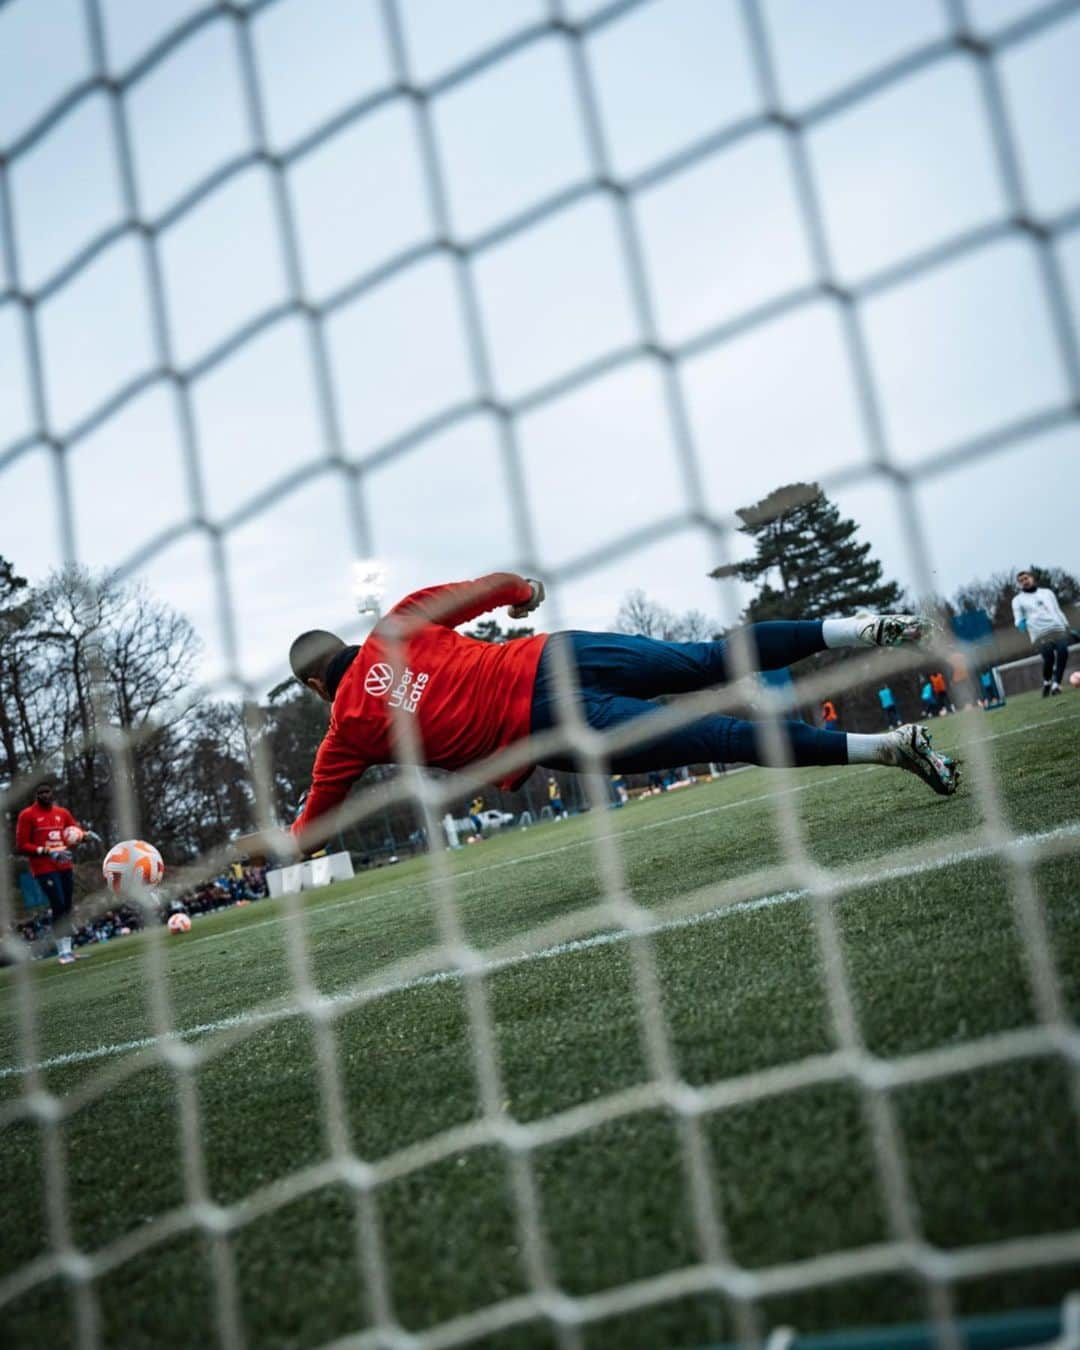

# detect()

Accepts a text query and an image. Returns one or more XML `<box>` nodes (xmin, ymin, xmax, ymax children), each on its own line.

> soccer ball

<box><xmin>62</xmin><ymin>825</ymin><xmax>84</xmax><ymax>847</ymax></box>
<box><xmin>1070</xmin><ymin>671</ymin><xmax>1080</xmax><ymax>689</ymax></box>
<box><xmin>167</xmin><ymin>912</ymin><xmax>191</xmax><ymax>935</ymax></box>
<box><xmin>102</xmin><ymin>839</ymin><xmax>165</xmax><ymax>897</ymax></box>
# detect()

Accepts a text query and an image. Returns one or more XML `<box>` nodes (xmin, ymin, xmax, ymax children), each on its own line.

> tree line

<box><xmin>617</xmin><ymin>482</ymin><xmax>1078</xmax><ymax>641</ymax></box>
<box><xmin>0</xmin><ymin>557</ymin><xmax>257</xmax><ymax>863</ymax></box>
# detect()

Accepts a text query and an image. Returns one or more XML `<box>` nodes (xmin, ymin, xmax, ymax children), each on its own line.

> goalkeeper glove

<box><xmin>44</xmin><ymin>846</ymin><xmax>74</xmax><ymax>865</ymax></box>
<box><xmin>508</xmin><ymin>578</ymin><xmax>544</xmax><ymax>620</ymax></box>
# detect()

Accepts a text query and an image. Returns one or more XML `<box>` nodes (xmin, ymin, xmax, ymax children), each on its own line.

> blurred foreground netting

<box><xmin>1</xmin><ymin>0</ymin><xmax>1079</xmax><ymax>1346</ymax></box>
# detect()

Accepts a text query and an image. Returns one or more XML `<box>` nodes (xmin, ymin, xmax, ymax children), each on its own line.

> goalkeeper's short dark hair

<box><xmin>289</xmin><ymin>630</ymin><xmax>345</xmax><ymax>685</ymax></box>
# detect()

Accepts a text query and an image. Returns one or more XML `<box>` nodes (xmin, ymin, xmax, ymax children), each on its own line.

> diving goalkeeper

<box><xmin>289</xmin><ymin>573</ymin><xmax>959</xmax><ymax>844</ymax></box>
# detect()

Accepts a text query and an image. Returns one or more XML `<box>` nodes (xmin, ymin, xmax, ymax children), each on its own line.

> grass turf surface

<box><xmin>1</xmin><ymin>692</ymin><xmax>1079</xmax><ymax>1347</ymax></box>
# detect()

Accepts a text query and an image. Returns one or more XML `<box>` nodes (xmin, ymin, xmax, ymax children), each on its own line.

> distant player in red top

<box><xmin>289</xmin><ymin>573</ymin><xmax>959</xmax><ymax>846</ymax></box>
<box><xmin>15</xmin><ymin>782</ymin><xmax>86</xmax><ymax>964</ymax></box>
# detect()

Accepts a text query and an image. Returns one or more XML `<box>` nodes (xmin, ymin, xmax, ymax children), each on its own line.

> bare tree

<box><xmin>256</xmin><ymin>679</ymin><xmax>331</xmax><ymax>826</ymax></box>
<box><xmin>0</xmin><ymin>556</ymin><xmax>36</xmax><ymax>785</ymax></box>
<box><xmin>3</xmin><ymin>564</ymin><xmax>207</xmax><ymax>847</ymax></box>
<box><xmin>614</xmin><ymin>590</ymin><xmax>716</xmax><ymax>642</ymax></box>
<box><xmin>953</xmin><ymin>566</ymin><xmax>1080</xmax><ymax>631</ymax></box>
<box><xmin>163</xmin><ymin>701</ymin><xmax>254</xmax><ymax>857</ymax></box>
<box><xmin>614</xmin><ymin>589</ymin><xmax>667</xmax><ymax>638</ymax></box>
<box><xmin>31</xmin><ymin>567</ymin><xmax>126</xmax><ymax>813</ymax></box>
<box><xmin>667</xmin><ymin>608</ymin><xmax>713</xmax><ymax>642</ymax></box>
<box><xmin>952</xmin><ymin>570</ymin><xmax>1016</xmax><ymax>629</ymax></box>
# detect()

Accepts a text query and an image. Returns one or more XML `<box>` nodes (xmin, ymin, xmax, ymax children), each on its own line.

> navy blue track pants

<box><xmin>530</xmin><ymin>623</ymin><xmax>849</xmax><ymax>772</ymax></box>
<box><xmin>37</xmin><ymin>869</ymin><xmax>74</xmax><ymax>921</ymax></box>
<box><xmin>1040</xmin><ymin>635</ymin><xmax>1069</xmax><ymax>686</ymax></box>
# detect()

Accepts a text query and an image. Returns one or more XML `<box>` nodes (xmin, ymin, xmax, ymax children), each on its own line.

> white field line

<box><xmin>965</xmin><ymin>706</ymin><xmax>1080</xmax><ymax>744</ymax></box>
<box><xmin>3</xmin><ymin>818</ymin><xmax>1078</xmax><ymax>1081</ymax></box>
<box><xmin>60</xmin><ymin>704</ymin><xmax>1080</xmax><ymax>962</ymax></box>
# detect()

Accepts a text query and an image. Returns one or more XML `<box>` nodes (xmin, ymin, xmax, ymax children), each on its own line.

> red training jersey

<box><xmin>292</xmin><ymin>574</ymin><xmax>549</xmax><ymax>841</ymax></box>
<box><xmin>15</xmin><ymin>802</ymin><xmax>80</xmax><ymax>876</ymax></box>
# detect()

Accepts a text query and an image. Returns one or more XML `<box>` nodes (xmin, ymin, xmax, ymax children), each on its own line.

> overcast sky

<box><xmin>1</xmin><ymin>0</ymin><xmax>1078</xmax><ymax>695</ymax></box>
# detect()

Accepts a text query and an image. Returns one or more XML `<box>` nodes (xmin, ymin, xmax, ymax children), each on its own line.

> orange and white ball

<box><xmin>102</xmin><ymin>839</ymin><xmax>165</xmax><ymax>897</ymax></box>
<box><xmin>166</xmin><ymin>912</ymin><xmax>191</xmax><ymax>935</ymax></box>
<box><xmin>62</xmin><ymin>825</ymin><xmax>84</xmax><ymax>847</ymax></box>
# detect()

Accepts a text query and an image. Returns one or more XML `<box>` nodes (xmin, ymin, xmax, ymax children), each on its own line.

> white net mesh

<box><xmin>1</xmin><ymin>0</ymin><xmax>1079</xmax><ymax>1346</ymax></box>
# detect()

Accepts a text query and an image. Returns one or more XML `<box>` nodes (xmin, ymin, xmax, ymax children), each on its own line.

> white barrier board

<box><xmin>267</xmin><ymin>864</ymin><xmax>304</xmax><ymax>899</ymax></box>
<box><xmin>266</xmin><ymin>851</ymin><xmax>354</xmax><ymax>899</ymax></box>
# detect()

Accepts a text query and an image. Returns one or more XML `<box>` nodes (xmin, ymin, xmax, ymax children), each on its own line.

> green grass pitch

<box><xmin>2</xmin><ymin>692</ymin><xmax>1079</xmax><ymax>1348</ymax></box>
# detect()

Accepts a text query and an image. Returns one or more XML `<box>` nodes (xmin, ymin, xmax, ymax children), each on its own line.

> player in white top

<box><xmin>1011</xmin><ymin>570</ymin><xmax>1072</xmax><ymax>696</ymax></box>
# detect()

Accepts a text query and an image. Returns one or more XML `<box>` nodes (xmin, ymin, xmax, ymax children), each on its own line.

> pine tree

<box><xmin>729</xmin><ymin>482</ymin><xmax>902</xmax><ymax>623</ymax></box>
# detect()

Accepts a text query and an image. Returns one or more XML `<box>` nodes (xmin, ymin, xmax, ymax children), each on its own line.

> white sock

<box><xmin>822</xmin><ymin>616</ymin><xmax>863</xmax><ymax>649</ymax></box>
<box><xmin>58</xmin><ymin>936</ymin><xmax>72</xmax><ymax>956</ymax></box>
<box><xmin>846</xmin><ymin>732</ymin><xmax>892</xmax><ymax>765</ymax></box>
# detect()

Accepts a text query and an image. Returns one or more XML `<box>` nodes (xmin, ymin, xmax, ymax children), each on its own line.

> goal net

<box><xmin>1</xmin><ymin>0</ymin><xmax>1079</xmax><ymax>1346</ymax></box>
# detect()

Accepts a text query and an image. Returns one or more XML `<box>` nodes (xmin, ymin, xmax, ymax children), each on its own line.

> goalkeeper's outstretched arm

<box><xmin>291</xmin><ymin>732</ymin><xmax>369</xmax><ymax>848</ymax></box>
<box><xmin>384</xmin><ymin>573</ymin><xmax>544</xmax><ymax>634</ymax></box>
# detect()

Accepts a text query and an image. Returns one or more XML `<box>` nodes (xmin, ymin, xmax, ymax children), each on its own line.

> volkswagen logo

<box><xmin>364</xmin><ymin>662</ymin><xmax>394</xmax><ymax>697</ymax></box>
